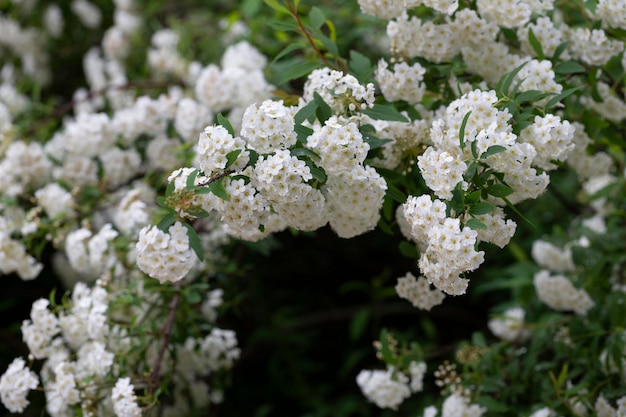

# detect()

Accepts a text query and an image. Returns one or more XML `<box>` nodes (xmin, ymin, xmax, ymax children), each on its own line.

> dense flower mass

<box><xmin>0</xmin><ymin>0</ymin><xmax>625</xmax><ymax>415</ymax></box>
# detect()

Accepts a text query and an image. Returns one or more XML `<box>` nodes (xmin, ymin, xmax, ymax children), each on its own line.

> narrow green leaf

<box><xmin>555</xmin><ymin>60</ymin><xmax>586</xmax><ymax>74</ymax></box>
<box><xmin>217</xmin><ymin>113</ymin><xmax>235</xmax><ymax>136</ymax></box>
<box><xmin>486</xmin><ymin>183</ymin><xmax>514</xmax><ymax>198</ymax></box>
<box><xmin>294</xmin><ymin>124</ymin><xmax>314</xmax><ymax>142</ymax></box>
<box><xmin>480</xmin><ymin>145</ymin><xmax>507</xmax><ymax>159</ymax></box>
<box><xmin>350</xmin><ymin>308</ymin><xmax>369</xmax><ymax>341</ymax></box>
<box><xmin>291</xmin><ymin>146</ymin><xmax>320</xmax><ymax>160</ymax></box>
<box><xmin>268</xmin><ymin>20</ymin><xmax>300</xmax><ymax>31</ymax></box>
<box><xmin>527</xmin><ymin>28</ymin><xmax>545</xmax><ymax>60</ymax></box>
<box><xmin>208</xmin><ymin>178</ymin><xmax>230</xmax><ymax>201</ymax></box>
<box><xmin>294</xmin><ymin>100</ymin><xmax>317</xmax><ymax>125</ymax></box>
<box><xmin>157</xmin><ymin>213</ymin><xmax>176</xmax><ymax>232</ymax></box>
<box><xmin>317</xmin><ymin>32</ymin><xmax>339</xmax><ymax>57</ymax></box>
<box><xmin>464</xmin><ymin>162</ymin><xmax>478</xmax><ymax>181</ymax></box>
<box><xmin>514</xmin><ymin>89</ymin><xmax>548</xmax><ymax>104</ymax></box>
<box><xmin>379</xmin><ymin>328</ymin><xmax>394</xmax><ymax>363</ymax></box>
<box><xmin>477</xmin><ymin>396</ymin><xmax>509</xmax><ymax>413</ymax></box>
<box><xmin>263</xmin><ymin>0</ymin><xmax>289</xmax><ymax>14</ymax></box>
<box><xmin>304</xmin><ymin>160</ymin><xmax>327</xmax><ymax>183</ymax></box>
<box><xmin>313</xmin><ymin>92</ymin><xmax>332</xmax><ymax>123</ymax></box>
<box><xmin>544</xmin><ymin>87</ymin><xmax>581</xmax><ymax>109</ymax></box>
<box><xmin>386</xmin><ymin>182</ymin><xmax>407</xmax><ymax>204</ymax></box>
<box><xmin>399</xmin><ymin>241</ymin><xmax>419</xmax><ymax>259</ymax></box>
<box><xmin>165</xmin><ymin>177</ymin><xmax>176</xmax><ymax>197</ymax></box>
<box><xmin>459</xmin><ymin>111</ymin><xmax>472</xmax><ymax>151</ymax></box>
<box><xmin>277</xmin><ymin>59</ymin><xmax>320</xmax><ymax>84</ymax></box>
<box><xmin>553</xmin><ymin>41</ymin><xmax>569</xmax><ymax>60</ymax></box>
<box><xmin>469</xmin><ymin>201</ymin><xmax>496</xmax><ymax>216</ymax></box>
<box><xmin>223</xmin><ymin>150</ymin><xmax>242</xmax><ymax>170</ymax></box>
<box><xmin>498</xmin><ymin>62</ymin><xmax>528</xmax><ymax>96</ymax></box>
<box><xmin>271</xmin><ymin>42</ymin><xmax>303</xmax><ymax>65</ymax></box>
<box><xmin>186</xmin><ymin>169</ymin><xmax>199</xmax><ymax>189</ymax></box>
<box><xmin>183</xmin><ymin>223</ymin><xmax>204</xmax><ymax>262</ymax></box>
<box><xmin>349</xmin><ymin>50</ymin><xmax>373</xmax><ymax>83</ymax></box>
<box><xmin>466</xmin><ymin>218</ymin><xmax>488</xmax><ymax>230</ymax></box>
<box><xmin>308</xmin><ymin>6</ymin><xmax>325</xmax><ymax>30</ymax></box>
<box><xmin>362</xmin><ymin>132</ymin><xmax>393</xmax><ymax>150</ymax></box>
<box><xmin>362</xmin><ymin>104</ymin><xmax>409</xmax><ymax>122</ymax></box>
<box><xmin>248</xmin><ymin>149</ymin><xmax>259</xmax><ymax>167</ymax></box>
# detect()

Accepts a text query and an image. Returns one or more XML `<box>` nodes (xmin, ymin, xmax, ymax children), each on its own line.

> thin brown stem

<box><xmin>284</xmin><ymin>0</ymin><xmax>346</xmax><ymax>72</ymax></box>
<box><xmin>148</xmin><ymin>281</ymin><xmax>182</xmax><ymax>396</ymax></box>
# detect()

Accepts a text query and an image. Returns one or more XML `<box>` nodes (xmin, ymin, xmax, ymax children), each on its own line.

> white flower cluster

<box><xmin>376</xmin><ymin>59</ymin><xmax>426</xmax><ymax>104</ymax></box>
<box><xmin>195</xmin><ymin>41</ymin><xmax>273</xmax><ymax>115</ymax></box>
<box><xmin>395</xmin><ymin>272</ymin><xmax>446</xmax><ymax>310</ymax></box>
<box><xmin>568</xmin><ymin>28</ymin><xmax>624</xmax><ymax>66</ymax></box>
<box><xmin>487</xmin><ymin>307</ymin><xmax>530</xmax><ymax>341</ymax></box>
<box><xmin>136</xmin><ymin>221</ymin><xmax>198</xmax><ymax>283</ymax></box>
<box><xmin>0</xmin><ymin>358</ymin><xmax>39</xmax><ymax>413</ymax></box>
<box><xmin>0</xmin><ymin>216</ymin><xmax>42</xmax><ymax>280</ymax></box>
<box><xmin>533</xmin><ymin>270</ymin><xmax>594</xmax><ymax>316</ymax></box>
<box><xmin>356</xmin><ymin>361</ymin><xmax>427</xmax><ymax>410</ymax></box>
<box><xmin>0</xmin><ymin>283</ymin><xmax>117</xmax><ymax>416</ymax></box>
<box><xmin>302</xmin><ymin>68</ymin><xmax>376</xmax><ymax>114</ymax></box>
<box><xmin>403</xmin><ymin>195</ymin><xmax>484</xmax><ymax>295</ymax></box>
<box><xmin>111</xmin><ymin>377</ymin><xmax>142</xmax><ymax>417</ymax></box>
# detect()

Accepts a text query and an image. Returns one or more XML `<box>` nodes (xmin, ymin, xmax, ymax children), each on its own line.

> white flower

<box><xmin>112</xmin><ymin>377</ymin><xmax>142</xmax><ymax>417</ymax></box>
<box><xmin>0</xmin><ymin>358</ymin><xmax>39</xmax><ymax>413</ymax></box>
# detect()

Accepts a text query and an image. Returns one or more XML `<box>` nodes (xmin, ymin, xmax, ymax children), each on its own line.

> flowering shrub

<box><xmin>0</xmin><ymin>0</ymin><xmax>625</xmax><ymax>416</ymax></box>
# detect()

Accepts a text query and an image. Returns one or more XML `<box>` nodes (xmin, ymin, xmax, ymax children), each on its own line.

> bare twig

<box><xmin>148</xmin><ymin>281</ymin><xmax>182</xmax><ymax>396</ymax></box>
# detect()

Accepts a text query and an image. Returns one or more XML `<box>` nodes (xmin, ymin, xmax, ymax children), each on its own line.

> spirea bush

<box><xmin>0</xmin><ymin>0</ymin><xmax>625</xmax><ymax>415</ymax></box>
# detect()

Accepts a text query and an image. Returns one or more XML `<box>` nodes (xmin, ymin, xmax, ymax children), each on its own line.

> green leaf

<box><xmin>242</xmin><ymin>0</ymin><xmax>262</xmax><ymax>18</ymax></box>
<box><xmin>362</xmin><ymin>104</ymin><xmax>409</xmax><ymax>122</ymax></box>
<box><xmin>263</xmin><ymin>0</ymin><xmax>289</xmax><ymax>14</ymax></box>
<box><xmin>294</xmin><ymin>124</ymin><xmax>314</xmax><ymax>142</ymax></box>
<box><xmin>268</xmin><ymin>20</ymin><xmax>300</xmax><ymax>31</ymax></box>
<box><xmin>544</xmin><ymin>87</ymin><xmax>581</xmax><ymax>109</ymax></box>
<box><xmin>350</xmin><ymin>308</ymin><xmax>369</xmax><ymax>341</ymax></box>
<box><xmin>469</xmin><ymin>201</ymin><xmax>496</xmax><ymax>216</ymax></box>
<box><xmin>208</xmin><ymin>178</ymin><xmax>230</xmax><ymax>201</ymax></box>
<box><xmin>527</xmin><ymin>28</ymin><xmax>545</xmax><ymax>60</ymax></box>
<box><xmin>386</xmin><ymin>182</ymin><xmax>407</xmax><ymax>204</ymax></box>
<box><xmin>165</xmin><ymin>177</ymin><xmax>175</xmax><ymax>197</ymax></box>
<box><xmin>497</xmin><ymin>62</ymin><xmax>528</xmax><ymax>97</ymax></box>
<box><xmin>486</xmin><ymin>183</ymin><xmax>514</xmax><ymax>198</ymax></box>
<box><xmin>186</xmin><ymin>169</ymin><xmax>199</xmax><ymax>189</ymax></box>
<box><xmin>183</xmin><ymin>223</ymin><xmax>204</xmax><ymax>262</ymax></box>
<box><xmin>399</xmin><ymin>241</ymin><xmax>419</xmax><ymax>259</ymax></box>
<box><xmin>362</xmin><ymin>131</ymin><xmax>392</xmax><ymax>150</ymax></box>
<box><xmin>294</xmin><ymin>100</ymin><xmax>317</xmax><ymax>125</ymax></box>
<box><xmin>379</xmin><ymin>328</ymin><xmax>395</xmax><ymax>363</ymax></box>
<box><xmin>217</xmin><ymin>113</ymin><xmax>235</xmax><ymax>136</ymax></box>
<box><xmin>554</xmin><ymin>60</ymin><xmax>586</xmax><ymax>74</ymax></box>
<box><xmin>552</xmin><ymin>41</ymin><xmax>569</xmax><ymax>60</ymax></box>
<box><xmin>349</xmin><ymin>50</ymin><xmax>373</xmax><ymax>84</ymax></box>
<box><xmin>477</xmin><ymin>396</ymin><xmax>509</xmax><ymax>413</ymax></box>
<box><xmin>514</xmin><ymin>89</ymin><xmax>548</xmax><ymax>104</ymax></box>
<box><xmin>291</xmin><ymin>146</ymin><xmax>320</xmax><ymax>160</ymax></box>
<box><xmin>271</xmin><ymin>42</ymin><xmax>303</xmax><ymax>65</ymax></box>
<box><xmin>304</xmin><ymin>160</ymin><xmax>327</xmax><ymax>183</ymax></box>
<box><xmin>480</xmin><ymin>145</ymin><xmax>507</xmax><ymax>159</ymax></box>
<box><xmin>317</xmin><ymin>32</ymin><xmax>339</xmax><ymax>57</ymax></box>
<box><xmin>313</xmin><ymin>92</ymin><xmax>332</xmax><ymax>123</ymax></box>
<box><xmin>459</xmin><ymin>111</ymin><xmax>472</xmax><ymax>151</ymax></box>
<box><xmin>224</xmin><ymin>149</ymin><xmax>242</xmax><ymax>169</ymax></box>
<box><xmin>465</xmin><ymin>218</ymin><xmax>488</xmax><ymax>230</ymax></box>
<box><xmin>277</xmin><ymin>59</ymin><xmax>320</xmax><ymax>84</ymax></box>
<box><xmin>308</xmin><ymin>6</ymin><xmax>325</xmax><ymax>30</ymax></box>
<box><xmin>157</xmin><ymin>213</ymin><xmax>176</xmax><ymax>232</ymax></box>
